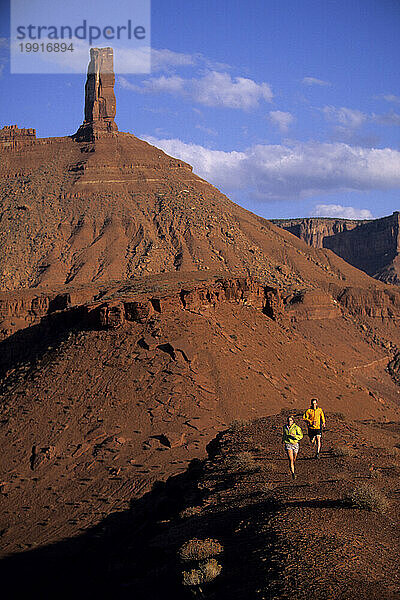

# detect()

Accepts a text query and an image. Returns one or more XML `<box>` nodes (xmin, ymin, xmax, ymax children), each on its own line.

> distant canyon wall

<box><xmin>272</xmin><ymin>212</ymin><xmax>400</xmax><ymax>285</ymax></box>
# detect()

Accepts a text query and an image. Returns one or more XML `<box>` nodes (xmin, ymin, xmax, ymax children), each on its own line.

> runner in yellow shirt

<box><xmin>303</xmin><ymin>398</ymin><xmax>326</xmax><ymax>458</ymax></box>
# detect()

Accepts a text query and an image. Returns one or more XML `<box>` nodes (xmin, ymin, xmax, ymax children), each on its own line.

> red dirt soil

<box><xmin>0</xmin><ymin>273</ymin><xmax>399</xmax><ymax>565</ymax></box>
<box><xmin>1</xmin><ymin>60</ymin><xmax>400</xmax><ymax>597</ymax></box>
<box><xmin>0</xmin><ymin>413</ymin><xmax>399</xmax><ymax>599</ymax></box>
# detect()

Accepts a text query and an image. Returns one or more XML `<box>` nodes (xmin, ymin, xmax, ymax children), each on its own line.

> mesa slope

<box><xmin>0</xmin><ymin>125</ymin><xmax>398</xmax><ymax>296</ymax></box>
<box><xmin>0</xmin><ymin>272</ymin><xmax>400</xmax><ymax>561</ymax></box>
<box><xmin>273</xmin><ymin>214</ymin><xmax>400</xmax><ymax>286</ymax></box>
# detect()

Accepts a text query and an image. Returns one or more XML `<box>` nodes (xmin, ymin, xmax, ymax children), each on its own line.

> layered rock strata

<box><xmin>0</xmin><ymin>125</ymin><xmax>36</xmax><ymax>150</ymax></box>
<box><xmin>273</xmin><ymin>213</ymin><xmax>400</xmax><ymax>285</ymax></box>
<box><xmin>272</xmin><ymin>217</ymin><xmax>365</xmax><ymax>248</ymax></box>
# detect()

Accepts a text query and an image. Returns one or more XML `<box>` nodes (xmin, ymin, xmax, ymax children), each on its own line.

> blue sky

<box><xmin>1</xmin><ymin>0</ymin><xmax>400</xmax><ymax>219</ymax></box>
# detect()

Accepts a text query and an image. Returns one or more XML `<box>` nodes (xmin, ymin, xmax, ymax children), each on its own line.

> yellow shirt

<box><xmin>282</xmin><ymin>423</ymin><xmax>303</xmax><ymax>444</ymax></box>
<box><xmin>303</xmin><ymin>407</ymin><xmax>325</xmax><ymax>429</ymax></box>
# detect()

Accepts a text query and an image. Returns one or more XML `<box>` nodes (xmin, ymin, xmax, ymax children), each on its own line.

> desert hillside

<box><xmin>1</xmin><ymin>413</ymin><xmax>399</xmax><ymax>598</ymax></box>
<box><xmin>1</xmin><ymin>48</ymin><xmax>400</xmax><ymax>599</ymax></box>
<box><xmin>0</xmin><ymin>272</ymin><xmax>400</xmax><ymax>563</ymax></box>
<box><xmin>0</xmin><ymin>52</ymin><xmax>398</xmax><ymax>295</ymax></box>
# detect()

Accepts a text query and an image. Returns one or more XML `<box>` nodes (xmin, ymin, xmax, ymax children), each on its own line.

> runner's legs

<box><xmin>286</xmin><ymin>447</ymin><xmax>295</xmax><ymax>475</ymax></box>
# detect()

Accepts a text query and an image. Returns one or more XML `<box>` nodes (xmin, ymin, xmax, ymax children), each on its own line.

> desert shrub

<box><xmin>264</xmin><ymin>481</ymin><xmax>276</xmax><ymax>492</ymax></box>
<box><xmin>381</xmin><ymin>447</ymin><xmax>400</xmax><ymax>464</ymax></box>
<box><xmin>182</xmin><ymin>559</ymin><xmax>222</xmax><ymax>587</ymax></box>
<box><xmin>229</xmin><ymin>419</ymin><xmax>251</xmax><ymax>432</ymax></box>
<box><xmin>179</xmin><ymin>506</ymin><xmax>202</xmax><ymax>519</ymax></box>
<box><xmin>332</xmin><ymin>445</ymin><xmax>356</xmax><ymax>457</ymax></box>
<box><xmin>179</xmin><ymin>538</ymin><xmax>223</xmax><ymax>562</ymax></box>
<box><xmin>227</xmin><ymin>451</ymin><xmax>260</xmax><ymax>473</ymax></box>
<box><xmin>334</xmin><ymin>472</ymin><xmax>350</xmax><ymax>481</ymax></box>
<box><xmin>263</xmin><ymin>460</ymin><xmax>278</xmax><ymax>471</ymax></box>
<box><xmin>390</xmin><ymin>446</ymin><xmax>400</xmax><ymax>458</ymax></box>
<box><xmin>344</xmin><ymin>482</ymin><xmax>389</xmax><ymax>513</ymax></box>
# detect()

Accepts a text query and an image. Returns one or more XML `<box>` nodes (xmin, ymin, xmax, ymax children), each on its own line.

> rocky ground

<box><xmin>0</xmin><ymin>272</ymin><xmax>399</xmax><ymax>566</ymax></box>
<box><xmin>1</xmin><ymin>413</ymin><xmax>399</xmax><ymax>599</ymax></box>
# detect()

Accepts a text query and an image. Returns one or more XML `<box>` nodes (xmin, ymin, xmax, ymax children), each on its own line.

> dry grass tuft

<box><xmin>344</xmin><ymin>482</ymin><xmax>389</xmax><ymax>513</ymax></box>
<box><xmin>179</xmin><ymin>538</ymin><xmax>223</xmax><ymax>562</ymax></box>
<box><xmin>332</xmin><ymin>444</ymin><xmax>356</xmax><ymax>457</ymax></box>
<box><xmin>390</xmin><ymin>446</ymin><xmax>400</xmax><ymax>459</ymax></box>
<box><xmin>227</xmin><ymin>451</ymin><xmax>260</xmax><ymax>473</ymax></box>
<box><xmin>229</xmin><ymin>419</ymin><xmax>251</xmax><ymax>432</ymax></box>
<box><xmin>253</xmin><ymin>443</ymin><xmax>265</xmax><ymax>452</ymax></box>
<box><xmin>182</xmin><ymin>559</ymin><xmax>222</xmax><ymax>587</ymax></box>
<box><xmin>179</xmin><ymin>505</ymin><xmax>203</xmax><ymax>519</ymax></box>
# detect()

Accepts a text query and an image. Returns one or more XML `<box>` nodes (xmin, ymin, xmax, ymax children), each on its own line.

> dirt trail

<box><xmin>0</xmin><ymin>413</ymin><xmax>399</xmax><ymax>599</ymax></box>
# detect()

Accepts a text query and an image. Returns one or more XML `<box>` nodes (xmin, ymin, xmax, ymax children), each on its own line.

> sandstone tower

<box><xmin>75</xmin><ymin>47</ymin><xmax>118</xmax><ymax>141</ymax></box>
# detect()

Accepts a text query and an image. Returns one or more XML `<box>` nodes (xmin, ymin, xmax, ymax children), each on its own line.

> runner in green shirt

<box><xmin>282</xmin><ymin>415</ymin><xmax>303</xmax><ymax>479</ymax></box>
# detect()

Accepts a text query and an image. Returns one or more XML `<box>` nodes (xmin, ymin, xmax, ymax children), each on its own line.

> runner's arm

<box><xmin>295</xmin><ymin>425</ymin><xmax>303</xmax><ymax>441</ymax></box>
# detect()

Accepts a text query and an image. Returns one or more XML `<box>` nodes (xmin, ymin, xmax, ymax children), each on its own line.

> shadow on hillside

<box><xmin>0</xmin><ymin>307</ymin><xmax>90</xmax><ymax>394</ymax></box>
<box><xmin>0</xmin><ymin>461</ymin><xmax>201</xmax><ymax>598</ymax></box>
<box><xmin>0</xmin><ymin>456</ymin><xmax>282</xmax><ymax>600</ymax></box>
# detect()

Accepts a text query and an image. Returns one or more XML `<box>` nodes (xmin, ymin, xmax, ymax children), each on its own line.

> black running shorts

<box><xmin>308</xmin><ymin>428</ymin><xmax>322</xmax><ymax>440</ymax></box>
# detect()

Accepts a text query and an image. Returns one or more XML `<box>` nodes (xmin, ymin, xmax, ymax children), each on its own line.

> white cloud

<box><xmin>120</xmin><ymin>70</ymin><xmax>273</xmax><ymax>109</ymax></box>
<box><xmin>373</xmin><ymin>111</ymin><xmax>400</xmax><ymax>126</ymax></box>
<box><xmin>378</xmin><ymin>94</ymin><xmax>400</xmax><ymax>104</ymax></box>
<box><xmin>320</xmin><ymin>104</ymin><xmax>400</xmax><ymax>141</ymax></box>
<box><xmin>0</xmin><ymin>63</ymin><xmax>4</xmax><ymax>77</ymax></box>
<box><xmin>269</xmin><ymin>111</ymin><xmax>294</xmax><ymax>133</ymax></box>
<box><xmin>302</xmin><ymin>77</ymin><xmax>331</xmax><ymax>87</ymax></box>
<box><xmin>144</xmin><ymin>136</ymin><xmax>400</xmax><ymax>201</ymax></box>
<box><xmin>323</xmin><ymin>106</ymin><xmax>366</xmax><ymax>129</ymax></box>
<box><xmin>190</xmin><ymin>72</ymin><xmax>273</xmax><ymax>109</ymax></box>
<box><xmin>150</xmin><ymin>48</ymin><xmax>230</xmax><ymax>73</ymax></box>
<box><xmin>151</xmin><ymin>48</ymin><xmax>197</xmax><ymax>71</ymax></box>
<box><xmin>312</xmin><ymin>204</ymin><xmax>373</xmax><ymax>219</ymax></box>
<box><xmin>119</xmin><ymin>74</ymin><xmax>185</xmax><ymax>94</ymax></box>
<box><xmin>145</xmin><ymin>136</ymin><xmax>246</xmax><ymax>189</ymax></box>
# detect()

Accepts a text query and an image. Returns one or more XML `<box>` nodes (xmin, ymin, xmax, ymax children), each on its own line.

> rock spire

<box><xmin>75</xmin><ymin>47</ymin><xmax>118</xmax><ymax>141</ymax></box>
